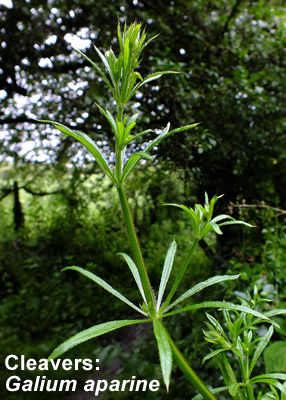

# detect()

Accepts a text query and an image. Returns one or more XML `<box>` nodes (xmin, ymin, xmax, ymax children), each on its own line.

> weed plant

<box><xmin>38</xmin><ymin>23</ymin><xmax>286</xmax><ymax>399</ymax></box>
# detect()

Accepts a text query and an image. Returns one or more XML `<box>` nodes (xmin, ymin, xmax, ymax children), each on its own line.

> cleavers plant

<box><xmin>196</xmin><ymin>288</ymin><xmax>286</xmax><ymax>399</ymax></box>
<box><xmin>38</xmin><ymin>23</ymin><xmax>278</xmax><ymax>399</ymax></box>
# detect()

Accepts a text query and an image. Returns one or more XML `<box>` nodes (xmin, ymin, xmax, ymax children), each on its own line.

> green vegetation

<box><xmin>1</xmin><ymin>1</ymin><xmax>286</xmax><ymax>399</ymax></box>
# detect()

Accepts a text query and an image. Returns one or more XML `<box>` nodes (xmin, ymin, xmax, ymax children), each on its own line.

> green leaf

<box><xmin>122</xmin><ymin>122</ymin><xmax>198</xmax><ymax>179</ymax></box>
<box><xmin>219</xmin><ymin>220</ymin><xmax>254</xmax><ymax>228</ymax></box>
<box><xmin>210</xmin><ymin>223</ymin><xmax>223</xmax><ymax>235</ymax></box>
<box><xmin>95</xmin><ymin>103</ymin><xmax>118</xmax><ymax>138</ymax></box>
<box><xmin>210</xmin><ymin>214</ymin><xmax>235</xmax><ymax>224</ymax></box>
<box><xmin>250</xmin><ymin>373</ymin><xmax>286</xmax><ymax>381</ymax></box>
<box><xmin>118</xmin><ymin>252</ymin><xmax>147</xmax><ymax>304</ymax></box>
<box><xmin>165</xmin><ymin>275</ymin><xmax>240</xmax><ymax>312</ymax></box>
<box><xmin>153</xmin><ymin>320</ymin><xmax>172</xmax><ymax>391</ymax></box>
<box><xmin>249</xmin><ymin>325</ymin><xmax>273</xmax><ymax>375</ymax></box>
<box><xmin>63</xmin><ymin>266</ymin><xmax>147</xmax><ymax>316</ymax></box>
<box><xmin>163</xmin><ymin>301</ymin><xmax>279</xmax><ymax>326</ymax></box>
<box><xmin>121</xmin><ymin>152</ymin><xmax>153</xmax><ymax>182</ymax></box>
<box><xmin>264</xmin><ymin>341</ymin><xmax>286</xmax><ymax>373</ymax></box>
<box><xmin>164</xmin><ymin>203</ymin><xmax>200</xmax><ymax>234</ymax></box>
<box><xmin>94</xmin><ymin>45</ymin><xmax>116</xmax><ymax>87</ymax></box>
<box><xmin>74</xmin><ymin>48</ymin><xmax>115</xmax><ymax>96</ymax></box>
<box><xmin>249</xmin><ymin>379</ymin><xmax>286</xmax><ymax>395</ymax></box>
<box><xmin>125</xmin><ymin>129</ymin><xmax>153</xmax><ymax>144</ymax></box>
<box><xmin>202</xmin><ymin>348</ymin><xmax>226</xmax><ymax>365</ymax></box>
<box><xmin>131</xmin><ymin>71</ymin><xmax>179</xmax><ymax>95</ymax></box>
<box><xmin>157</xmin><ymin>241</ymin><xmax>177</xmax><ymax>311</ymax></box>
<box><xmin>37</xmin><ymin>120</ymin><xmax>116</xmax><ymax>184</ymax></box>
<box><xmin>228</xmin><ymin>383</ymin><xmax>240</xmax><ymax>397</ymax></box>
<box><xmin>49</xmin><ymin>319</ymin><xmax>149</xmax><ymax>360</ymax></box>
<box><xmin>264</xmin><ymin>309</ymin><xmax>286</xmax><ymax>318</ymax></box>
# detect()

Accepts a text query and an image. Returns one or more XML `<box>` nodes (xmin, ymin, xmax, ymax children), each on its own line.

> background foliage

<box><xmin>1</xmin><ymin>0</ymin><xmax>286</xmax><ymax>398</ymax></box>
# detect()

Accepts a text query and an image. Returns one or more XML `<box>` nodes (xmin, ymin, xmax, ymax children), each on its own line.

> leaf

<box><xmin>249</xmin><ymin>379</ymin><xmax>286</xmax><ymax>395</ymax></box>
<box><xmin>249</xmin><ymin>325</ymin><xmax>273</xmax><ymax>375</ymax></box>
<box><xmin>125</xmin><ymin>129</ymin><xmax>153</xmax><ymax>144</ymax></box>
<box><xmin>94</xmin><ymin>45</ymin><xmax>116</xmax><ymax>87</ymax></box>
<box><xmin>250</xmin><ymin>373</ymin><xmax>286</xmax><ymax>381</ymax></box>
<box><xmin>63</xmin><ymin>266</ymin><xmax>147</xmax><ymax>316</ymax></box>
<box><xmin>37</xmin><ymin>120</ymin><xmax>116</xmax><ymax>184</ymax></box>
<box><xmin>157</xmin><ymin>241</ymin><xmax>177</xmax><ymax>311</ymax></box>
<box><xmin>165</xmin><ymin>275</ymin><xmax>240</xmax><ymax>312</ymax></box>
<box><xmin>49</xmin><ymin>319</ymin><xmax>149</xmax><ymax>360</ymax></box>
<box><xmin>264</xmin><ymin>309</ymin><xmax>286</xmax><ymax>318</ymax></box>
<box><xmin>210</xmin><ymin>222</ymin><xmax>223</xmax><ymax>235</ymax></box>
<box><xmin>163</xmin><ymin>301</ymin><xmax>279</xmax><ymax>326</ymax></box>
<box><xmin>210</xmin><ymin>214</ymin><xmax>235</xmax><ymax>224</ymax></box>
<box><xmin>74</xmin><ymin>48</ymin><xmax>115</xmax><ymax>96</ymax></box>
<box><xmin>95</xmin><ymin>103</ymin><xmax>118</xmax><ymax>138</ymax></box>
<box><xmin>129</xmin><ymin>71</ymin><xmax>179</xmax><ymax>98</ymax></box>
<box><xmin>118</xmin><ymin>252</ymin><xmax>147</xmax><ymax>304</ymax></box>
<box><xmin>153</xmin><ymin>320</ymin><xmax>172</xmax><ymax>391</ymax></box>
<box><xmin>228</xmin><ymin>383</ymin><xmax>240</xmax><ymax>396</ymax></box>
<box><xmin>122</xmin><ymin>122</ymin><xmax>199</xmax><ymax>180</ymax></box>
<box><xmin>121</xmin><ymin>152</ymin><xmax>153</xmax><ymax>182</ymax></box>
<box><xmin>202</xmin><ymin>348</ymin><xmax>226</xmax><ymax>365</ymax></box>
<box><xmin>264</xmin><ymin>341</ymin><xmax>286</xmax><ymax>373</ymax></box>
<box><xmin>219</xmin><ymin>220</ymin><xmax>254</xmax><ymax>228</ymax></box>
<box><xmin>163</xmin><ymin>203</ymin><xmax>200</xmax><ymax>234</ymax></box>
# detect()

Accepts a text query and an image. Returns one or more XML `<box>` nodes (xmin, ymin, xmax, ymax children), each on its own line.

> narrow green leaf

<box><xmin>157</xmin><ymin>241</ymin><xmax>177</xmax><ymax>311</ymax></box>
<box><xmin>153</xmin><ymin>320</ymin><xmax>172</xmax><ymax>391</ymax></box>
<box><xmin>210</xmin><ymin>223</ymin><xmax>223</xmax><ymax>235</ymax></box>
<box><xmin>249</xmin><ymin>379</ymin><xmax>286</xmax><ymax>395</ymax></box>
<box><xmin>63</xmin><ymin>266</ymin><xmax>147</xmax><ymax>316</ymax></box>
<box><xmin>210</xmin><ymin>214</ymin><xmax>235</xmax><ymax>224</ymax></box>
<box><xmin>202</xmin><ymin>348</ymin><xmax>226</xmax><ymax>365</ymax></box>
<box><xmin>163</xmin><ymin>203</ymin><xmax>200</xmax><ymax>234</ymax></box>
<box><xmin>165</xmin><ymin>275</ymin><xmax>240</xmax><ymax>312</ymax></box>
<box><xmin>95</xmin><ymin>103</ymin><xmax>119</xmax><ymax>140</ymax></box>
<box><xmin>37</xmin><ymin>120</ymin><xmax>116</xmax><ymax>183</ymax></box>
<box><xmin>163</xmin><ymin>301</ymin><xmax>278</xmax><ymax>326</ymax></box>
<box><xmin>49</xmin><ymin>319</ymin><xmax>149</xmax><ymax>360</ymax></box>
<box><xmin>118</xmin><ymin>252</ymin><xmax>147</xmax><ymax>304</ymax></box>
<box><xmin>250</xmin><ymin>373</ymin><xmax>286</xmax><ymax>381</ymax></box>
<box><xmin>121</xmin><ymin>152</ymin><xmax>153</xmax><ymax>182</ymax></box>
<box><xmin>228</xmin><ymin>383</ymin><xmax>240</xmax><ymax>397</ymax></box>
<box><xmin>249</xmin><ymin>326</ymin><xmax>273</xmax><ymax>375</ymax></box>
<box><xmin>219</xmin><ymin>220</ymin><xmax>254</xmax><ymax>228</ymax></box>
<box><xmin>264</xmin><ymin>309</ymin><xmax>286</xmax><ymax>318</ymax></box>
<box><xmin>136</xmin><ymin>71</ymin><xmax>179</xmax><ymax>89</ymax></box>
<box><xmin>125</xmin><ymin>129</ymin><xmax>153</xmax><ymax>144</ymax></box>
<box><xmin>74</xmin><ymin>48</ymin><xmax>115</xmax><ymax>96</ymax></box>
<box><xmin>123</xmin><ymin>37</ymin><xmax>130</xmax><ymax>72</ymax></box>
<box><xmin>94</xmin><ymin>45</ymin><xmax>116</xmax><ymax>86</ymax></box>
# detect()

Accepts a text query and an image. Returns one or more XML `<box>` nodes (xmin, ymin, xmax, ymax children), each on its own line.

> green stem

<box><xmin>115</xmin><ymin>105</ymin><xmax>124</xmax><ymax>182</ymax></box>
<box><xmin>117</xmin><ymin>184</ymin><xmax>156</xmax><ymax>315</ymax></box>
<box><xmin>161</xmin><ymin>238</ymin><xmax>199</xmax><ymax>312</ymax></box>
<box><xmin>241</xmin><ymin>354</ymin><xmax>255</xmax><ymax>400</ymax></box>
<box><xmin>162</xmin><ymin>323</ymin><xmax>216</xmax><ymax>400</ymax></box>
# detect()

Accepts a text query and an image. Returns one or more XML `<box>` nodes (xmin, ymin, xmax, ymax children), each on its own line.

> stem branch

<box><xmin>117</xmin><ymin>184</ymin><xmax>156</xmax><ymax>315</ymax></box>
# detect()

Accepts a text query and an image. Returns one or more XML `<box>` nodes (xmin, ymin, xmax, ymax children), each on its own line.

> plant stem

<box><xmin>117</xmin><ymin>184</ymin><xmax>156</xmax><ymax>315</ymax></box>
<box><xmin>161</xmin><ymin>238</ymin><xmax>199</xmax><ymax>312</ymax></box>
<box><xmin>162</xmin><ymin>322</ymin><xmax>217</xmax><ymax>400</ymax></box>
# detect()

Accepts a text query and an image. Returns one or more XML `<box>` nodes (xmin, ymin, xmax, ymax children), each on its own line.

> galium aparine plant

<box><xmin>38</xmin><ymin>22</ymin><xmax>280</xmax><ymax>399</ymax></box>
